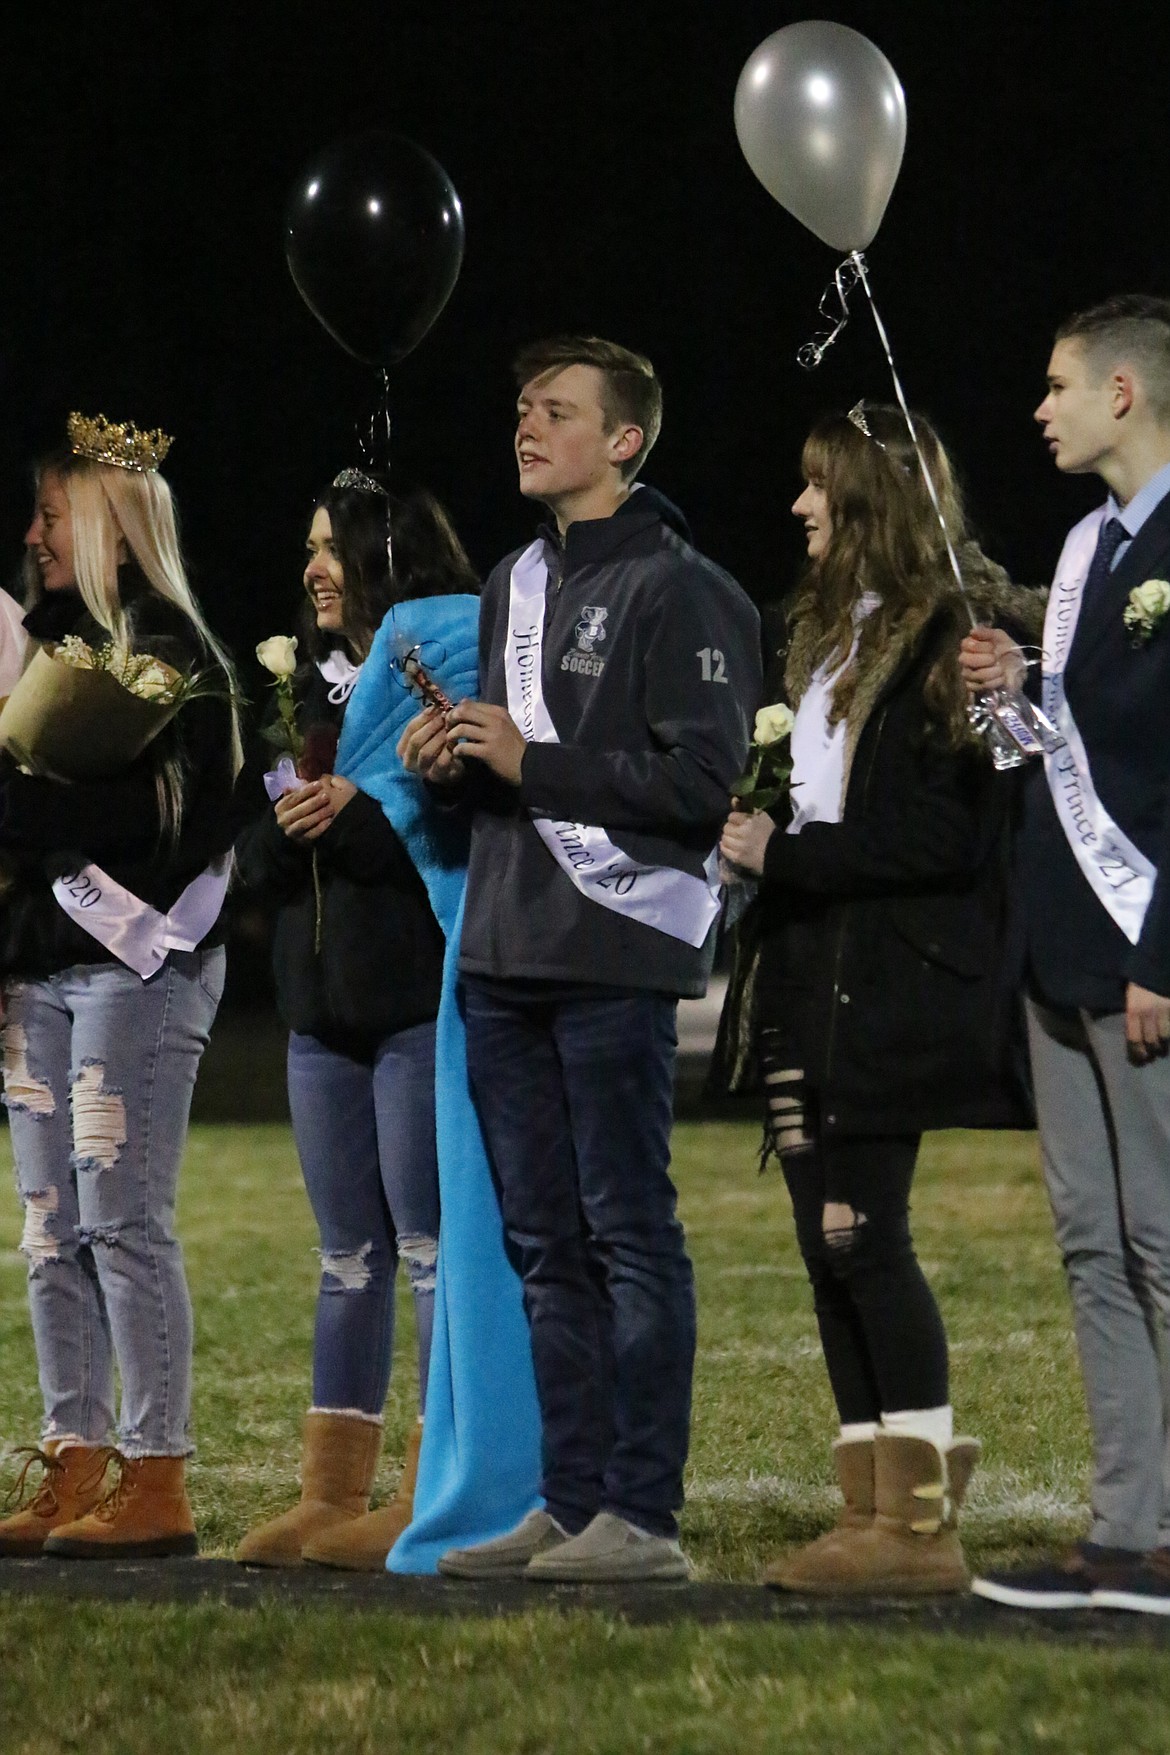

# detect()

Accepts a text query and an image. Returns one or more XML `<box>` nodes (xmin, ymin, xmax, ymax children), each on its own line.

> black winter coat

<box><xmin>749</xmin><ymin>611</ymin><xmax>1032</xmax><ymax>1136</ymax></box>
<box><xmin>0</xmin><ymin>579</ymin><xmax>236</xmax><ymax>979</ymax></box>
<box><xmin>233</xmin><ymin>663</ymin><xmax>444</xmax><ymax>1051</ymax></box>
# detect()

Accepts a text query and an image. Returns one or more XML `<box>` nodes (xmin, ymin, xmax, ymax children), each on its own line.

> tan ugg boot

<box><xmin>44</xmin><ymin>1454</ymin><xmax>198</xmax><ymax>1559</ymax></box>
<box><xmin>767</xmin><ymin>1434</ymin><xmax>979</xmax><ymax>1596</ymax></box>
<box><xmin>234</xmin><ymin>1411</ymin><xmax>382</xmax><ymax>1568</ymax></box>
<box><xmin>941</xmin><ymin>1438</ymin><xmax>980</xmax><ymax>1534</ymax></box>
<box><xmin>303</xmin><ymin>1421</ymin><xmax>423</xmax><ymax>1572</ymax></box>
<box><xmin>0</xmin><ymin>1443</ymin><xmax>115</xmax><ymax>1557</ymax></box>
<box><xmin>763</xmin><ymin>1437</ymin><xmax>875</xmax><ymax>1590</ymax></box>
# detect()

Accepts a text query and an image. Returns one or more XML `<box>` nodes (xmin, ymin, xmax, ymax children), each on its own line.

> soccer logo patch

<box><xmin>575</xmin><ymin>607</ymin><xmax>608</xmax><ymax>652</ymax></box>
<box><xmin>562</xmin><ymin>606</ymin><xmax>609</xmax><ymax>677</ymax></box>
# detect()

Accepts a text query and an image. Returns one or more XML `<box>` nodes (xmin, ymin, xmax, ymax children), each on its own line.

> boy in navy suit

<box><xmin>963</xmin><ymin>295</ymin><xmax>1170</xmax><ymax>1614</ymax></box>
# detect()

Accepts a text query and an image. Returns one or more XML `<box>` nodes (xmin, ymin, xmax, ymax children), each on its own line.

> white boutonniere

<box><xmin>1123</xmin><ymin>579</ymin><xmax>1170</xmax><ymax>646</ymax></box>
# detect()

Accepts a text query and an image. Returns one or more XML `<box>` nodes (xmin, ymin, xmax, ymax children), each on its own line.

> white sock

<box><xmin>307</xmin><ymin>1406</ymin><xmax>384</xmax><ymax>1426</ymax></box>
<box><xmin>881</xmin><ymin>1404</ymin><xmax>953</xmax><ymax>1448</ymax></box>
<box><xmin>838</xmin><ymin>1421</ymin><xmax>880</xmax><ymax>1444</ymax></box>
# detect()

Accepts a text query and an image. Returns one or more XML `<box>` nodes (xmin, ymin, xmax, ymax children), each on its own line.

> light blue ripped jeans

<box><xmin>2</xmin><ymin>948</ymin><xmax>224</xmax><ymax>1458</ymax></box>
<box><xmin>286</xmin><ymin>1023</ymin><xmax>440</xmax><ymax>1416</ymax></box>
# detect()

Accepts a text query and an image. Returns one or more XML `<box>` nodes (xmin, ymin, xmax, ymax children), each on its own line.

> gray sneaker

<box><xmin>525</xmin><ymin>1511</ymin><xmax>690</xmax><ymax>1582</ymax></box>
<box><xmin>437</xmin><ymin>1510</ymin><xmax>567</xmax><ymax>1579</ymax></box>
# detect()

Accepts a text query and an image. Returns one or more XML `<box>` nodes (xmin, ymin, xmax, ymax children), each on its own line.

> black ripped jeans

<box><xmin>760</xmin><ymin>1028</ymin><xmax>949</xmax><ymax>1423</ymax></box>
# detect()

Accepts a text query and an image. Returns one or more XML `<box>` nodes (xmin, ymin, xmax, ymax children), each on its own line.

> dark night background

<box><xmin>4</xmin><ymin>0</ymin><xmax>1168</xmax><ymax>686</ymax></box>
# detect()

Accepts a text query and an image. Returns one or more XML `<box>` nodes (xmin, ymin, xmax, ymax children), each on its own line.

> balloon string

<box><xmin>380</xmin><ymin>370</ymin><xmax>394</xmax><ymax>582</ymax></box>
<box><xmin>355</xmin><ymin>371</ymin><xmax>395</xmax><ymax>582</ymax></box>
<box><xmin>376</xmin><ymin>367</ymin><xmax>392</xmax><ymax>464</ymax></box>
<box><xmin>848</xmin><ymin>252</ymin><xmax>977</xmax><ymax>632</ymax></box>
<box><xmin>796</xmin><ymin>252</ymin><xmax>976</xmax><ymax>629</ymax></box>
<box><xmin>796</xmin><ymin>258</ymin><xmax>864</xmax><ymax>369</ymax></box>
<box><xmin>795</xmin><ymin>251</ymin><xmax>1061</xmax><ymax>766</ymax></box>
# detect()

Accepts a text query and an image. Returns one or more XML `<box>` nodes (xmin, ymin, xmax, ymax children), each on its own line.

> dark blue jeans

<box><xmin>462</xmin><ymin>977</ymin><xmax>695</xmax><ymax>1539</ymax></box>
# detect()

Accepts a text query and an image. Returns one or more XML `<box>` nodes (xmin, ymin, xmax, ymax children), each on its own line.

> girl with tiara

<box><xmin>718</xmin><ymin>404</ymin><xmax>1036</xmax><ymax>1596</ymax></box>
<box><xmin>234</xmin><ymin>474</ymin><xmax>492</xmax><ymax>1570</ymax></box>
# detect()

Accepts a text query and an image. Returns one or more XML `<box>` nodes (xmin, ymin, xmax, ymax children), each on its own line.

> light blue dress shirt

<box><xmin>1107</xmin><ymin>456</ymin><xmax>1170</xmax><ymax>568</ymax></box>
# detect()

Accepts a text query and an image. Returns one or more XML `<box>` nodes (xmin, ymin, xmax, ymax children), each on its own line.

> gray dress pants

<box><xmin>1027</xmin><ymin>996</ymin><xmax>1170</xmax><ymax>1552</ymax></box>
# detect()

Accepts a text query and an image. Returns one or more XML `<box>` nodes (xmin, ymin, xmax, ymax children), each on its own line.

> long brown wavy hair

<box><xmin>785</xmin><ymin>404</ymin><xmax>1012</xmax><ymax>746</ymax></box>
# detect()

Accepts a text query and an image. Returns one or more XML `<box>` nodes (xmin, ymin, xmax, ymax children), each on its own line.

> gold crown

<box><xmin>67</xmin><ymin>411</ymin><xmax>173</xmax><ymax>472</ymax></box>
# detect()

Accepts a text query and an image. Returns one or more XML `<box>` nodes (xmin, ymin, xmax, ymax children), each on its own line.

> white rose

<box><xmin>1131</xmin><ymin>579</ymin><xmax>1170</xmax><ymax>619</ymax></box>
<box><xmin>55</xmin><ymin>635</ymin><xmax>98</xmax><ymax>670</ymax></box>
<box><xmin>256</xmin><ymin>635</ymin><xmax>298</xmax><ymax>678</ymax></box>
<box><xmin>754</xmin><ymin>702</ymin><xmax>795</xmax><ymax>746</ymax></box>
<box><xmin>132</xmin><ymin>662</ymin><xmax>178</xmax><ymax>702</ymax></box>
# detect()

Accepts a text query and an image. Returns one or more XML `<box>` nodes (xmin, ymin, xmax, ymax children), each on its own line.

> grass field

<box><xmin>2</xmin><ymin>1114</ymin><xmax>1169</xmax><ymax>1753</ymax></box>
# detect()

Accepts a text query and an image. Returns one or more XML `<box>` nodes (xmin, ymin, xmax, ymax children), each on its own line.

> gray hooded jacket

<box><xmin>457</xmin><ymin>488</ymin><xmax>762</xmax><ymax>997</ymax></box>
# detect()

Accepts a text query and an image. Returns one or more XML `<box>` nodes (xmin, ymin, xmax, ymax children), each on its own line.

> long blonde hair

<box><xmin>35</xmin><ymin>450</ymin><xmax>243</xmax><ymax>833</ymax></box>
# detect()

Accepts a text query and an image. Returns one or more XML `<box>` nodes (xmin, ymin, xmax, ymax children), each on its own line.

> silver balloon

<box><xmin>734</xmin><ymin>21</ymin><xmax>907</xmax><ymax>252</ymax></box>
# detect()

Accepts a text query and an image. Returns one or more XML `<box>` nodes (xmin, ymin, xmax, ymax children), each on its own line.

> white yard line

<box><xmin>686</xmin><ymin>1472</ymin><xmax>1087</xmax><ymax>1523</ymax></box>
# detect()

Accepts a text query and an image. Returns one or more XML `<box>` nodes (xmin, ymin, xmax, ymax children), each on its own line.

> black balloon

<box><xmin>285</xmin><ymin>131</ymin><xmax>465</xmax><ymax>366</ymax></box>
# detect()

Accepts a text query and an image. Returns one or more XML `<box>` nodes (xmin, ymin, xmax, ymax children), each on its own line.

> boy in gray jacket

<box><xmin>401</xmin><ymin>336</ymin><xmax>760</xmax><ymax>1580</ymax></box>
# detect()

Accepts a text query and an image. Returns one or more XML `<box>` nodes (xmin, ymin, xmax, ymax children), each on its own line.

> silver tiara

<box><xmin>332</xmin><ymin>468</ymin><xmax>388</xmax><ymax>496</ymax></box>
<box><xmin>846</xmin><ymin>402</ymin><xmax>885</xmax><ymax>446</ymax></box>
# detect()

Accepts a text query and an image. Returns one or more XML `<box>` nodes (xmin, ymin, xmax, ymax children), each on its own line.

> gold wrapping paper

<box><xmin>0</xmin><ymin>646</ymin><xmax>181</xmax><ymax>781</ymax></box>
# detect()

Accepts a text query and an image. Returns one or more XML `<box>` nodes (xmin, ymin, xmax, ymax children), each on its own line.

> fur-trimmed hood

<box><xmin>785</xmin><ymin>546</ymin><xmax>1045</xmax><ymax>803</ymax></box>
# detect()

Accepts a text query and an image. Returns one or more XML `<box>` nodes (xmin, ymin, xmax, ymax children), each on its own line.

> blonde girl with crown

<box><xmin>0</xmin><ymin>413</ymin><xmax>241</xmax><ymax>1559</ymax></box>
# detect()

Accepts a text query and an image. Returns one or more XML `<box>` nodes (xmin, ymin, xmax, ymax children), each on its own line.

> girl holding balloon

<box><xmin>719</xmin><ymin>405</ymin><xmax>1036</xmax><ymax>1595</ymax></box>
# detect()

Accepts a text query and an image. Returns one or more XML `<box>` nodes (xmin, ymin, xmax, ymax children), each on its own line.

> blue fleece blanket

<box><xmin>336</xmin><ymin>593</ymin><xmax>542</xmax><ymax>1573</ymax></box>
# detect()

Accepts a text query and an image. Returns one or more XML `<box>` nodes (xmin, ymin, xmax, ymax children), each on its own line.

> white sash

<box><xmin>788</xmin><ymin>591</ymin><xmax>880</xmax><ymax>832</ymax></box>
<box><xmin>502</xmin><ymin>539</ymin><xmax>721</xmax><ymax>948</ymax></box>
<box><xmin>52</xmin><ymin>856</ymin><xmax>232</xmax><ymax>981</ymax></box>
<box><xmin>1041</xmin><ymin>506</ymin><xmax>1155</xmax><ymax>944</ymax></box>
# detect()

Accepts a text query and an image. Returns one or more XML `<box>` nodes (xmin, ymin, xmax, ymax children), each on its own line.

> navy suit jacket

<box><xmin>1020</xmin><ymin>487</ymin><xmax>1170</xmax><ymax>1009</ymax></box>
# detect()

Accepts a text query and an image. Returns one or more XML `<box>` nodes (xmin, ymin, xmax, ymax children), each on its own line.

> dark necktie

<box><xmin>1081</xmin><ymin>516</ymin><xmax>1128</xmax><ymax>613</ymax></box>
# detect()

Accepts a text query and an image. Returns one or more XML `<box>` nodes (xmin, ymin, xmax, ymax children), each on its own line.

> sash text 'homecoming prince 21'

<box><xmin>963</xmin><ymin>296</ymin><xmax>1170</xmax><ymax>1615</ymax></box>
<box><xmin>400</xmin><ymin>335</ymin><xmax>760</xmax><ymax>1582</ymax></box>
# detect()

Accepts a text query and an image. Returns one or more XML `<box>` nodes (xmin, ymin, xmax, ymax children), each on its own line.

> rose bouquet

<box><xmin>0</xmin><ymin>635</ymin><xmax>200</xmax><ymax>781</ymax></box>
